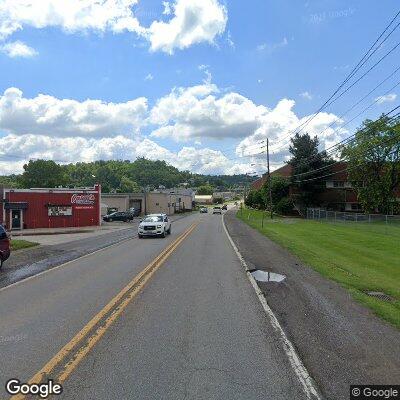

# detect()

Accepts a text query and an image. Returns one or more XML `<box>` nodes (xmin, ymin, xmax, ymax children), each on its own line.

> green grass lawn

<box><xmin>237</xmin><ymin>209</ymin><xmax>400</xmax><ymax>328</ymax></box>
<box><xmin>11</xmin><ymin>239</ymin><xmax>39</xmax><ymax>251</ymax></box>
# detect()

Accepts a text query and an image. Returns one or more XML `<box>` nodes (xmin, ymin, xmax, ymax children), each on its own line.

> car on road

<box><xmin>199</xmin><ymin>207</ymin><xmax>208</xmax><ymax>213</ymax></box>
<box><xmin>0</xmin><ymin>224</ymin><xmax>11</xmax><ymax>269</ymax></box>
<box><xmin>212</xmin><ymin>206</ymin><xmax>222</xmax><ymax>214</ymax></box>
<box><xmin>222</xmin><ymin>204</ymin><xmax>227</xmax><ymax>210</ymax></box>
<box><xmin>103</xmin><ymin>211</ymin><xmax>134</xmax><ymax>222</ymax></box>
<box><xmin>138</xmin><ymin>214</ymin><xmax>171</xmax><ymax>238</ymax></box>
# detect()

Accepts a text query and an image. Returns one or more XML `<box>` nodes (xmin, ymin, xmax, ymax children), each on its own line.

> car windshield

<box><xmin>143</xmin><ymin>216</ymin><xmax>163</xmax><ymax>222</ymax></box>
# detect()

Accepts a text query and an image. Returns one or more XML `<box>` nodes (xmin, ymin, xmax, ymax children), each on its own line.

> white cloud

<box><xmin>226</xmin><ymin>30</ymin><xmax>235</xmax><ymax>49</ymax></box>
<box><xmin>300</xmin><ymin>91</ymin><xmax>313</xmax><ymax>100</ymax></box>
<box><xmin>147</xmin><ymin>0</ymin><xmax>227</xmax><ymax>54</ymax></box>
<box><xmin>162</xmin><ymin>1</ymin><xmax>172</xmax><ymax>16</ymax></box>
<box><xmin>235</xmin><ymin>99</ymin><xmax>346</xmax><ymax>170</ymax></box>
<box><xmin>0</xmin><ymin>87</ymin><xmax>148</xmax><ymax>138</ymax></box>
<box><xmin>0</xmin><ymin>82</ymin><xmax>346</xmax><ymax>176</ymax></box>
<box><xmin>1</xmin><ymin>40</ymin><xmax>37</xmax><ymax>57</ymax></box>
<box><xmin>0</xmin><ymin>0</ymin><xmax>144</xmax><ymax>39</ymax></box>
<box><xmin>375</xmin><ymin>93</ymin><xmax>397</xmax><ymax>105</ymax></box>
<box><xmin>257</xmin><ymin>37</ymin><xmax>288</xmax><ymax>54</ymax></box>
<box><xmin>145</xmin><ymin>73</ymin><xmax>154</xmax><ymax>81</ymax></box>
<box><xmin>0</xmin><ymin>134</ymin><xmax>247</xmax><ymax>175</ymax></box>
<box><xmin>0</xmin><ymin>0</ymin><xmax>228</xmax><ymax>54</ymax></box>
<box><xmin>149</xmin><ymin>82</ymin><xmax>268</xmax><ymax>141</ymax></box>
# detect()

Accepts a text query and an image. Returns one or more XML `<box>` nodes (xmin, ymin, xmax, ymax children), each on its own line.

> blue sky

<box><xmin>0</xmin><ymin>0</ymin><xmax>399</xmax><ymax>175</ymax></box>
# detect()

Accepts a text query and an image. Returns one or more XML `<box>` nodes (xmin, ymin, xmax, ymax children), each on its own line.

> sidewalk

<box><xmin>11</xmin><ymin>222</ymin><xmax>138</xmax><ymax>246</ymax></box>
<box><xmin>10</xmin><ymin>221</ymin><xmax>137</xmax><ymax>237</ymax></box>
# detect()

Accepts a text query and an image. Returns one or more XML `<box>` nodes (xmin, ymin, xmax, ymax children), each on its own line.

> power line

<box><xmin>292</xmin><ymin>115</ymin><xmax>400</xmax><ymax>182</ymax></box>
<box><xmin>271</xmin><ymin>10</ymin><xmax>400</xmax><ymax>146</ymax></box>
<box><xmin>287</xmin><ymin>12</ymin><xmax>400</xmax><ymax>139</ymax></box>
<box><xmin>276</xmin><ymin>105</ymin><xmax>400</xmax><ymax>174</ymax></box>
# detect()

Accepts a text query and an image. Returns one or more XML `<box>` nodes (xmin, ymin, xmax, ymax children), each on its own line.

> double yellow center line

<box><xmin>11</xmin><ymin>222</ymin><xmax>199</xmax><ymax>399</ymax></box>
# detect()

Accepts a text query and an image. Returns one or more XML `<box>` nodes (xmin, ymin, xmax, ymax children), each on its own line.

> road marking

<box><xmin>222</xmin><ymin>214</ymin><xmax>322</xmax><ymax>400</ymax></box>
<box><xmin>0</xmin><ymin>235</ymin><xmax>138</xmax><ymax>294</ymax></box>
<box><xmin>10</xmin><ymin>222</ymin><xmax>198</xmax><ymax>400</ymax></box>
<box><xmin>1</xmin><ymin>215</ymin><xmax>194</xmax><ymax>293</ymax></box>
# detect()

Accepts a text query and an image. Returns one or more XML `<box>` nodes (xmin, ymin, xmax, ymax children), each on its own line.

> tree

<box><xmin>118</xmin><ymin>176</ymin><xmax>141</xmax><ymax>193</ymax></box>
<box><xmin>245</xmin><ymin>189</ymin><xmax>264</xmax><ymax>209</ymax></box>
<box><xmin>197</xmin><ymin>185</ymin><xmax>214</xmax><ymax>195</ymax></box>
<box><xmin>341</xmin><ymin>116</ymin><xmax>400</xmax><ymax>214</ymax></box>
<box><xmin>261</xmin><ymin>176</ymin><xmax>293</xmax><ymax>214</ymax></box>
<box><xmin>21</xmin><ymin>160</ymin><xmax>67</xmax><ymax>188</ymax></box>
<box><xmin>288</xmin><ymin>133</ymin><xmax>332</xmax><ymax>206</ymax></box>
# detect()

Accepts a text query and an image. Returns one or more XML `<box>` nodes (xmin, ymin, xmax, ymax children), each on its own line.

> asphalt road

<box><xmin>0</xmin><ymin>212</ymin><xmax>310</xmax><ymax>400</ymax></box>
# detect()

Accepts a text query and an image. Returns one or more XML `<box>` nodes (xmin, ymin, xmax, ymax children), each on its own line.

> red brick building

<box><xmin>252</xmin><ymin>163</ymin><xmax>400</xmax><ymax>212</ymax></box>
<box><xmin>1</xmin><ymin>185</ymin><xmax>101</xmax><ymax>230</ymax></box>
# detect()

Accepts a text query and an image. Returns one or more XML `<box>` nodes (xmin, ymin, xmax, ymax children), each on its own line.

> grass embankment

<box><xmin>237</xmin><ymin>209</ymin><xmax>400</xmax><ymax>328</ymax></box>
<box><xmin>11</xmin><ymin>239</ymin><xmax>39</xmax><ymax>251</ymax></box>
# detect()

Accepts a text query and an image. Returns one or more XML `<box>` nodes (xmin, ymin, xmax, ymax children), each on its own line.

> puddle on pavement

<box><xmin>250</xmin><ymin>269</ymin><xmax>286</xmax><ymax>283</ymax></box>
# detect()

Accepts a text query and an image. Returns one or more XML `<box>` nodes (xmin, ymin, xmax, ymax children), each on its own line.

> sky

<box><xmin>0</xmin><ymin>0</ymin><xmax>399</xmax><ymax>176</ymax></box>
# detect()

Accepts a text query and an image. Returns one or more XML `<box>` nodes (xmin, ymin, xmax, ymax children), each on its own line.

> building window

<box><xmin>351</xmin><ymin>203</ymin><xmax>361</xmax><ymax>211</ymax></box>
<box><xmin>155</xmin><ymin>203</ymin><xmax>159</xmax><ymax>206</ymax></box>
<box><xmin>48</xmin><ymin>206</ymin><xmax>72</xmax><ymax>216</ymax></box>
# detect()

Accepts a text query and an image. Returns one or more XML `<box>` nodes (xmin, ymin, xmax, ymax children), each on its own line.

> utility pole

<box><xmin>267</xmin><ymin>138</ymin><xmax>273</xmax><ymax>219</ymax></box>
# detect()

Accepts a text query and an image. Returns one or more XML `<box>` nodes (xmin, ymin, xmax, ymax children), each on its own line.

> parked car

<box><xmin>138</xmin><ymin>214</ymin><xmax>171</xmax><ymax>238</ymax></box>
<box><xmin>0</xmin><ymin>224</ymin><xmax>11</xmax><ymax>269</ymax></box>
<box><xmin>222</xmin><ymin>204</ymin><xmax>228</xmax><ymax>210</ymax></box>
<box><xmin>103</xmin><ymin>211</ymin><xmax>134</xmax><ymax>222</ymax></box>
<box><xmin>212</xmin><ymin>206</ymin><xmax>222</xmax><ymax>214</ymax></box>
<box><xmin>199</xmin><ymin>207</ymin><xmax>208</xmax><ymax>213</ymax></box>
<box><xmin>128</xmin><ymin>207</ymin><xmax>141</xmax><ymax>217</ymax></box>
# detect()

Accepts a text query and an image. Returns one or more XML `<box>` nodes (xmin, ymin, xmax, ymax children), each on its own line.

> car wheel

<box><xmin>167</xmin><ymin>226</ymin><xmax>171</xmax><ymax>234</ymax></box>
<box><xmin>138</xmin><ymin>234</ymin><xmax>143</xmax><ymax>239</ymax></box>
<box><xmin>0</xmin><ymin>258</ymin><xmax>3</xmax><ymax>270</ymax></box>
<box><xmin>161</xmin><ymin>229</ymin><xmax>166</xmax><ymax>238</ymax></box>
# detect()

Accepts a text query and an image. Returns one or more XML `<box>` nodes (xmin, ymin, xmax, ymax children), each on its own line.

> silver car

<box><xmin>138</xmin><ymin>214</ymin><xmax>172</xmax><ymax>238</ymax></box>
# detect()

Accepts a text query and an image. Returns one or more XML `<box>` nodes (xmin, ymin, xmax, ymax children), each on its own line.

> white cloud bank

<box><xmin>0</xmin><ymin>134</ymin><xmax>242</xmax><ymax>175</ymax></box>
<box><xmin>150</xmin><ymin>82</ymin><xmax>268</xmax><ymax>141</ymax></box>
<box><xmin>0</xmin><ymin>0</ymin><xmax>228</xmax><ymax>55</ymax></box>
<box><xmin>0</xmin><ymin>88</ymin><xmax>148</xmax><ymax>138</ymax></box>
<box><xmin>0</xmin><ymin>82</ymin><xmax>346</xmax><ymax>175</ymax></box>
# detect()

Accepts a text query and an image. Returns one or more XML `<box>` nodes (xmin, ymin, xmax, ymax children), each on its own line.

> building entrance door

<box><xmin>11</xmin><ymin>210</ymin><xmax>22</xmax><ymax>230</ymax></box>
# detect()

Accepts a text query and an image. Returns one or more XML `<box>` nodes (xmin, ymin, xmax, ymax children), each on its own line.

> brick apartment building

<box><xmin>251</xmin><ymin>162</ymin><xmax>400</xmax><ymax>212</ymax></box>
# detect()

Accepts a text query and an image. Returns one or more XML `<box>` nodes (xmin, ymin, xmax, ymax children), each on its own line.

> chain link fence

<box><xmin>306</xmin><ymin>208</ymin><xmax>400</xmax><ymax>234</ymax></box>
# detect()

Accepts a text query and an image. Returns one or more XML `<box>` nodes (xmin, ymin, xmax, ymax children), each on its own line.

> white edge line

<box><xmin>0</xmin><ymin>236</ymin><xmax>137</xmax><ymax>294</ymax></box>
<box><xmin>222</xmin><ymin>214</ymin><xmax>322</xmax><ymax>400</ymax></box>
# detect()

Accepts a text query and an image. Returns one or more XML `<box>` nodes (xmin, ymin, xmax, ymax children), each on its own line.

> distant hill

<box><xmin>0</xmin><ymin>158</ymin><xmax>258</xmax><ymax>193</ymax></box>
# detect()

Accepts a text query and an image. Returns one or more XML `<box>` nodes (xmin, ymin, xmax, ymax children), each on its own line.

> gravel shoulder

<box><xmin>224</xmin><ymin>210</ymin><xmax>400</xmax><ymax>400</ymax></box>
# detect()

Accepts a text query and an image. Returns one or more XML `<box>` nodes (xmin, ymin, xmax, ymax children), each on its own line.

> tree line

<box><xmin>245</xmin><ymin>115</ymin><xmax>400</xmax><ymax>215</ymax></box>
<box><xmin>0</xmin><ymin>157</ymin><xmax>255</xmax><ymax>193</ymax></box>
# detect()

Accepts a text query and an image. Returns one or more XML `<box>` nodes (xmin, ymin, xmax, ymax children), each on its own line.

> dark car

<box><xmin>103</xmin><ymin>212</ymin><xmax>134</xmax><ymax>222</ymax></box>
<box><xmin>128</xmin><ymin>207</ymin><xmax>141</xmax><ymax>217</ymax></box>
<box><xmin>0</xmin><ymin>225</ymin><xmax>11</xmax><ymax>269</ymax></box>
<box><xmin>222</xmin><ymin>204</ymin><xmax>228</xmax><ymax>210</ymax></box>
